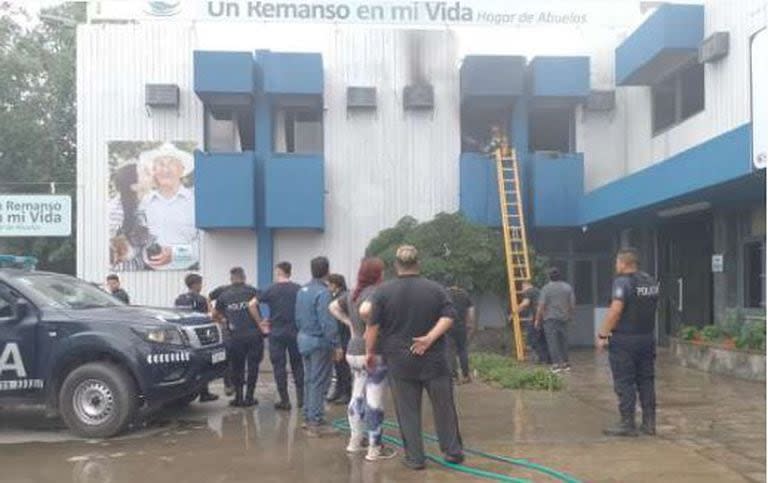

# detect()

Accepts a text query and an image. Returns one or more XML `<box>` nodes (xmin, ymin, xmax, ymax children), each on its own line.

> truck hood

<box><xmin>62</xmin><ymin>306</ymin><xmax>213</xmax><ymax>327</ymax></box>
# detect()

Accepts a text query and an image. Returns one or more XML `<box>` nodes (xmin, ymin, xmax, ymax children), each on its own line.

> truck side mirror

<box><xmin>14</xmin><ymin>299</ymin><xmax>30</xmax><ymax>320</ymax></box>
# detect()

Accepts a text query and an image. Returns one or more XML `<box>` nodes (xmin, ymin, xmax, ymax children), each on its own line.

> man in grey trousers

<box><xmin>535</xmin><ymin>268</ymin><xmax>575</xmax><ymax>373</ymax></box>
<box><xmin>362</xmin><ymin>245</ymin><xmax>464</xmax><ymax>470</ymax></box>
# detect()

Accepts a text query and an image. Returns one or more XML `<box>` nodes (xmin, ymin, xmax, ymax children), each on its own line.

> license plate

<box><xmin>211</xmin><ymin>350</ymin><xmax>226</xmax><ymax>364</ymax></box>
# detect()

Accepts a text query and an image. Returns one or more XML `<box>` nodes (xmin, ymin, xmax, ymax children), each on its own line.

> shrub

<box><xmin>735</xmin><ymin>321</ymin><xmax>766</xmax><ymax>352</ymax></box>
<box><xmin>469</xmin><ymin>353</ymin><xmax>563</xmax><ymax>391</ymax></box>
<box><xmin>679</xmin><ymin>325</ymin><xmax>698</xmax><ymax>341</ymax></box>
<box><xmin>365</xmin><ymin>212</ymin><xmax>550</xmax><ymax>297</ymax></box>
<box><xmin>700</xmin><ymin>325</ymin><xmax>724</xmax><ymax>342</ymax></box>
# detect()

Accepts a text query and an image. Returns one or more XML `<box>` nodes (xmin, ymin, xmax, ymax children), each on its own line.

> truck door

<box><xmin>0</xmin><ymin>283</ymin><xmax>42</xmax><ymax>396</ymax></box>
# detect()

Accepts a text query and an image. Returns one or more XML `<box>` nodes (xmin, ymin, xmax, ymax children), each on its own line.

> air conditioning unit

<box><xmin>699</xmin><ymin>32</ymin><xmax>729</xmax><ymax>64</ymax></box>
<box><xmin>403</xmin><ymin>84</ymin><xmax>434</xmax><ymax>110</ymax></box>
<box><xmin>347</xmin><ymin>86</ymin><xmax>377</xmax><ymax>109</ymax></box>
<box><xmin>585</xmin><ymin>90</ymin><xmax>615</xmax><ymax>112</ymax></box>
<box><xmin>145</xmin><ymin>84</ymin><xmax>180</xmax><ymax>108</ymax></box>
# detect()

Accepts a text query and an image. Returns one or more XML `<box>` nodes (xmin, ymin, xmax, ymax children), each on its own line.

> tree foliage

<box><xmin>365</xmin><ymin>212</ymin><xmax>549</xmax><ymax>296</ymax></box>
<box><xmin>0</xmin><ymin>2</ymin><xmax>85</xmax><ymax>274</ymax></box>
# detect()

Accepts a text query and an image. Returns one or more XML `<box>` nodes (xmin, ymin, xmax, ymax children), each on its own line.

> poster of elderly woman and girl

<box><xmin>108</xmin><ymin>141</ymin><xmax>199</xmax><ymax>272</ymax></box>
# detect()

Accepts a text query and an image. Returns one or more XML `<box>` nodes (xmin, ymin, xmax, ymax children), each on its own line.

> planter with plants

<box><xmin>671</xmin><ymin>313</ymin><xmax>766</xmax><ymax>381</ymax></box>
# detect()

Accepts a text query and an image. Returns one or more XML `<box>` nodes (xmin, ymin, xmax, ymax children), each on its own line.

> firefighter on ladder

<box><xmin>483</xmin><ymin>124</ymin><xmax>511</xmax><ymax>156</ymax></box>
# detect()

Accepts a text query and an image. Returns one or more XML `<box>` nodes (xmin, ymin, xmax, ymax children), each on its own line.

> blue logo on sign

<box><xmin>144</xmin><ymin>1</ymin><xmax>181</xmax><ymax>17</ymax></box>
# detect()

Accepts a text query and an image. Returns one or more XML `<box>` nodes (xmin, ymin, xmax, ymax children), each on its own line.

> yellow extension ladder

<box><xmin>494</xmin><ymin>144</ymin><xmax>532</xmax><ymax>361</ymax></box>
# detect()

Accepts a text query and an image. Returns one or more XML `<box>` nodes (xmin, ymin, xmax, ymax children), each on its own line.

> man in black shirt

<box><xmin>251</xmin><ymin>261</ymin><xmax>303</xmax><ymax>411</ymax></box>
<box><xmin>209</xmin><ymin>282</ymin><xmax>234</xmax><ymax>396</ymax></box>
<box><xmin>597</xmin><ymin>248</ymin><xmax>660</xmax><ymax>437</ymax></box>
<box><xmin>363</xmin><ymin>245</ymin><xmax>464</xmax><ymax>470</ymax></box>
<box><xmin>106</xmin><ymin>274</ymin><xmax>130</xmax><ymax>304</ymax></box>
<box><xmin>518</xmin><ymin>281</ymin><xmax>550</xmax><ymax>364</ymax></box>
<box><xmin>174</xmin><ymin>273</ymin><xmax>219</xmax><ymax>403</ymax></box>
<box><xmin>214</xmin><ymin>267</ymin><xmax>264</xmax><ymax>407</ymax></box>
<box><xmin>445</xmin><ymin>276</ymin><xmax>475</xmax><ymax>384</ymax></box>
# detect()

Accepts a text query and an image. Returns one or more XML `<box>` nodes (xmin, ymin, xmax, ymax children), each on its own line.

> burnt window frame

<box><xmin>651</xmin><ymin>61</ymin><xmax>706</xmax><ymax>136</ymax></box>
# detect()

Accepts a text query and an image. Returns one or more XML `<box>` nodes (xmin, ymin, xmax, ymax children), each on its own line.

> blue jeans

<box><xmin>302</xmin><ymin>348</ymin><xmax>333</xmax><ymax>424</ymax></box>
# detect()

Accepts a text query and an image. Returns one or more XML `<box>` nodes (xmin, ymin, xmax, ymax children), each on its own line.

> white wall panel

<box><xmin>583</xmin><ymin>0</ymin><xmax>767</xmax><ymax>192</ymax></box>
<box><xmin>77</xmin><ymin>23</ymin><xmax>203</xmax><ymax>305</ymax></box>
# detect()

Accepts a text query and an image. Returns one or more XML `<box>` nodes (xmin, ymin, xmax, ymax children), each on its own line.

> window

<box><xmin>0</xmin><ymin>298</ymin><xmax>12</xmax><ymax>319</ymax></box>
<box><xmin>0</xmin><ymin>284</ymin><xmax>16</xmax><ymax>319</ymax></box>
<box><xmin>204</xmin><ymin>108</ymin><xmax>242</xmax><ymax>152</ymax></box>
<box><xmin>681</xmin><ymin>62</ymin><xmax>705</xmax><ymax>119</ymax></box>
<box><xmin>652</xmin><ymin>62</ymin><xmax>705</xmax><ymax>134</ymax></box>
<box><xmin>460</xmin><ymin>105</ymin><xmax>509</xmax><ymax>153</ymax></box>
<box><xmin>744</xmin><ymin>241</ymin><xmax>765</xmax><ymax>308</ymax></box>
<box><xmin>529</xmin><ymin>107</ymin><xmax>573</xmax><ymax>152</ymax></box>
<box><xmin>652</xmin><ymin>76</ymin><xmax>676</xmax><ymax>133</ymax></box>
<box><xmin>596</xmin><ymin>258</ymin><xmax>614</xmax><ymax>307</ymax></box>
<box><xmin>574</xmin><ymin>260</ymin><xmax>594</xmax><ymax>305</ymax></box>
<box><xmin>274</xmin><ymin>108</ymin><xmax>323</xmax><ymax>154</ymax></box>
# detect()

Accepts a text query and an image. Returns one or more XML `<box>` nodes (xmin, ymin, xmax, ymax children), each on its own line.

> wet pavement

<box><xmin>0</xmin><ymin>349</ymin><xmax>764</xmax><ymax>483</ymax></box>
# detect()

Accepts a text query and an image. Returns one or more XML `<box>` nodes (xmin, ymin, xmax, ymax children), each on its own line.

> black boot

<box><xmin>640</xmin><ymin>413</ymin><xmax>656</xmax><ymax>436</ymax></box>
<box><xmin>198</xmin><ymin>385</ymin><xmax>219</xmax><ymax>403</ymax></box>
<box><xmin>603</xmin><ymin>415</ymin><xmax>638</xmax><ymax>437</ymax></box>
<box><xmin>229</xmin><ymin>386</ymin><xmax>244</xmax><ymax>407</ymax></box>
<box><xmin>296</xmin><ymin>387</ymin><xmax>304</xmax><ymax>409</ymax></box>
<box><xmin>243</xmin><ymin>383</ymin><xmax>258</xmax><ymax>407</ymax></box>
<box><xmin>274</xmin><ymin>388</ymin><xmax>291</xmax><ymax>411</ymax></box>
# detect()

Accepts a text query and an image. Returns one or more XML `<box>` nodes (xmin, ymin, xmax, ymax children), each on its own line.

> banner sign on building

<box><xmin>0</xmin><ymin>195</ymin><xmax>72</xmax><ymax>237</ymax></box>
<box><xmin>108</xmin><ymin>141</ymin><xmax>199</xmax><ymax>272</ymax></box>
<box><xmin>89</xmin><ymin>0</ymin><xmax>632</xmax><ymax>28</ymax></box>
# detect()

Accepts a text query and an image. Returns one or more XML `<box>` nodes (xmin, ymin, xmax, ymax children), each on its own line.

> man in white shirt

<box><xmin>138</xmin><ymin>143</ymin><xmax>199</xmax><ymax>271</ymax></box>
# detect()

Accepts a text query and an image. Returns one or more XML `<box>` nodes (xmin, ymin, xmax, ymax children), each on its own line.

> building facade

<box><xmin>78</xmin><ymin>1</ymin><xmax>766</xmax><ymax>344</ymax></box>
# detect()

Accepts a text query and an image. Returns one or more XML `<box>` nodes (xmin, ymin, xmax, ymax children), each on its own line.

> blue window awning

<box><xmin>460</xmin><ymin>55</ymin><xmax>526</xmax><ymax>108</ymax></box>
<box><xmin>615</xmin><ymin>4</ymin><xmax>704</xmax><ymax>86</ymax></box>
<box><xmin>528</xmin><ymin>56</ymin><xmax>590</xmax><ymax>99</ymax></box>
<box><xmin>193</xmin><ymin>51</ymin><xmax>255</xmax><ymax>108</ymax></box>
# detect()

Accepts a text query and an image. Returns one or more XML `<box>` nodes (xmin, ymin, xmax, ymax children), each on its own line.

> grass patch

<box><xmin>469</xmin><ymin>353</ymin><xmax>564</xmax><ymax>391</ymax></box>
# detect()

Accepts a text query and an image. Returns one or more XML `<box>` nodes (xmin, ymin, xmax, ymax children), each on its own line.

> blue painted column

<box><xmin>255</xmin><ymin>94</ymin><xmax>274</xmax><ymax>289</ymax></box>
<box><xmin>510</xmin><ymin>95</ymin><xmax>533</xmax><ymax>237</ymax></box>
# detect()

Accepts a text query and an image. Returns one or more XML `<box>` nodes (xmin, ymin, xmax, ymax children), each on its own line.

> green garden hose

<box><xmin>332</xmin><ymin>418</ymin><xmax>582</xmax><ymax>483</ymax></box>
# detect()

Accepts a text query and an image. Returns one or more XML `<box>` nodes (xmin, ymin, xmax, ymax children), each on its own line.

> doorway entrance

<box><xmin>658</xmin><ymin>216</ymin><xmax>714</xmax><ymax>344</ymax></box>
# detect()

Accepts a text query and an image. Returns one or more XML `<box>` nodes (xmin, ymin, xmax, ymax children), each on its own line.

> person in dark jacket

<box><xmin>251</xmin><ymin>261</ymin><xmax>303</xmax><ymax>411</ymax></box>
<box><xmin>597</xmin><ymin>248</ymin><xmax>660</xmax><ymax>437</ymax></box>
<box><xmin>327</xmin><ymin>273</ymin><xmax>352</xmax><ymax>405</ymax></box>
<box><xmin>174</xmin><ymin>273</ymin><xmax>219</xmax><ymax>403</ymax></box>
<box><xmin>106</xmin><ymin>274</ymin><xmax>130</xmax><ymax>304</ymax></box>
<box><xmin>518</xmin><ymin>281</ymin><xmax>550</xmax><ymax>364</ymax></box>
<box><xmin>214</xmin><ymin>267</ymin><xmax>265</xmax><ymax>407</ymax></box>
<box><xmin>444</xmin><ymin>276</ymin><xmax>475</xmax><ymax>384</ymax></box>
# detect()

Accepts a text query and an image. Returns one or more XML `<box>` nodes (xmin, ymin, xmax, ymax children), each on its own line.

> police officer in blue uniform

<box><xmin>214</xmin><ymin>267</ymin><xmax>264</xmax><ymax>407</ymax></box>
<box><xmin>174</xmin><ymin>273</ymin><xmax>219</xmax><ymax>403</ymax></box>
<box><xmin>597</xmin><ymin>248</ymin><xmax>660</xmax><ymax>437</ymax></box>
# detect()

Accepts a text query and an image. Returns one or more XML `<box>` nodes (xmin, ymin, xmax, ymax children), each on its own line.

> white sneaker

<box><xmin>346</xmin><ymin>437</ymin><xmax>367</xmax><ymax>453</ymax></box>
<box><xmin>365</xmin><ymin>445</ymin><xmax>398</xmax><ymax>462</ymax></box>
<box><xmin>550</xmin><ymin>366</ymin><xmax>563</xmax><ymax>374</ymax></box>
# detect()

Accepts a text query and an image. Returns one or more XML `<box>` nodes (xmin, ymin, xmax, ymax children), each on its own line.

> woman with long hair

<box><xmin>329</xmin><ymin>257</ymin><xmax>396</xmax><ymax>461</ymax></box>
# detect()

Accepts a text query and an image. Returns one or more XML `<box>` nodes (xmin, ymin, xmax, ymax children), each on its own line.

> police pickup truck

<box><xmin>0</xmin><ymin>269</ymin><xmax>227</xmax><ymax>438</ymax></box>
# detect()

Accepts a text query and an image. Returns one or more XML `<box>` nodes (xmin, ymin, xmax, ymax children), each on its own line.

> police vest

<box><xmin>614</xmin><ymin>272</ymin><xmax>660</xmax><ymax>335</ymax></box>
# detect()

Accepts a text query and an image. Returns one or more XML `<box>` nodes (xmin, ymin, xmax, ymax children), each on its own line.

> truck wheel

<box><xmin>59</xmin><ymin>362</ymin><xmax>137</xmax><ymax>438</ymax></box>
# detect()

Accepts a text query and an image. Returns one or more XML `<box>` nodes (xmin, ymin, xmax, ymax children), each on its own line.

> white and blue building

<box><xmin>78</xmin><ymin>1</ymin><xmax>766</xmax><ymax>344</ymax></box>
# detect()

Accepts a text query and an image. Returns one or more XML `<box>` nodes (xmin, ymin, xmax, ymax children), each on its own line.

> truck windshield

<box><xmin>15</xmin><ymin>275</ymin><xmax>124</xmax><ymax>309</ymax></box>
